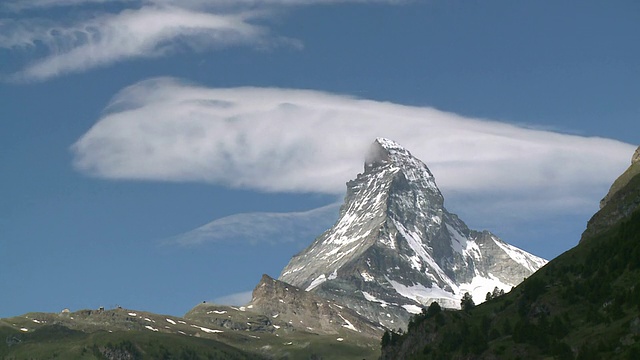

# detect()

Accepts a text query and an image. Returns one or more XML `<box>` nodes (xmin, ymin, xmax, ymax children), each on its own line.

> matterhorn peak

<box><xmin>279</xmin><ymin>138</ymin><xmax>547</xmax><ymax>330</ymax></box>
<box><xmin>365</xmin><ymin>138</ymin><xmax>413</xmax><ymax>169</ymax></box>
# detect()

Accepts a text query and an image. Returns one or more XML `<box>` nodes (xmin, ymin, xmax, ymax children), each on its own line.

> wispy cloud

<box><xmin>1</xmin><ymin>0</ymin><xmax>131</xmax><ymax>11</ymax></box>
<box><xmin>72</xmin><ymin>77</ymin><xmax>635</xmax><ymax>225</ymax></box>
<box><xmin>2</xmin><ymin>0</ymin><xmax>402</xmax><ymax>11</ymax></box>
<box><xmin>1</xmin><ymin>6</ymin><xmax>271</xmax><ymax>81</ymax></box>
<box><xmin>212</xmin><ymin>290</ymin><xmax>253</xmax><ymax>306</ymax></box>
<box><xmin>168</xmin><ymin>202</ymin><xmax>340</xmax><ymax>246</ymax></box>
<box><xmin>0</xmin><ymin>0</ymin><xmax>402</xmax><ymax>81</ymax></box>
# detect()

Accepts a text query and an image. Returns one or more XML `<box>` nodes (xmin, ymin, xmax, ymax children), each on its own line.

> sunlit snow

<box><xmin>306</xmin><ymin>274</ymin><xmax>327</xmax><ymax>291</ymax></box>
<box><xmin>387</xmin><ymin>277</ymin><xmax>459</xmax><ymax>309</ymax></box>
<box><xmin>207</xmin><ymin>310</ymin><xmax>227</xmax><ymax>315</ymax></box>
<box><xmin>362</xmin><ymin>291</ymin><xmax>390</xmax><ymax>307</ymax></box>
<box><xmin>338</xmin><ymin>314</ymin><xmax>359</xmax><ymax>332</ymax></box>
<box><xmin>493</xmin><ymin>237</ymin><xmax>548</xmax><ymax>272</ymax></box>
<box><xmin>402</xmin><ymin>304</ymin><xmax>423</xmax><ymax>314</ymax></box>
<box><xmin>190</xmin><ymin>325</ymin><xmax>223</xmax><ymax>333</ymax></box>
<box><xmin>360</xmin><ymin>271</ymin><xmax>375</xmax><ymax>282</ymax></box>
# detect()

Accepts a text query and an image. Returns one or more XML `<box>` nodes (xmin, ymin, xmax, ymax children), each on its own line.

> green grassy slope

<box><xmin>0</xmin><ymin>323</ymin><xmax>262</xmax><ymax>360</ymax></box>
<box><xmin>380</xmin><ymin>172</ymin><xmax>640</xmax><ymax>360</ymax></box>
<box><xmin>1</xmin><ymin>304</ymin><xmax>379</xmax><ymax>360</ymax></box>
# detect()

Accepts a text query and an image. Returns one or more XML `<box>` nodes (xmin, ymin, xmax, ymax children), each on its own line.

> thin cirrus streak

<box><xmin>0</xmin><ymin>0</ymin><xmax>403</xmax><ymax>81</ymax></box>
<box><xmin>1</xmin><ymin>0</ymin><xmax>403</xmax><ymax>10</ymax></box>
<box><xmin>166</xmin><ymin>202</ymin><xmax>341</xmax><ymax>246</ymax></box>
<box><xmin>1</xmin><ymin>6</ymin><xmax>269</xmax><ymax>82</ymax></box>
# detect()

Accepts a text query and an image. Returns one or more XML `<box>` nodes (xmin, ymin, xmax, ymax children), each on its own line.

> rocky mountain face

<box><xmin>249</xmin><ymin>274</ymin><xmax>383</xmax><ymax>339</ymax></box>
<box><xmin>278</xmin><ymin>138</ymin><xmax>547</xmax><ymax>329</ymax></box>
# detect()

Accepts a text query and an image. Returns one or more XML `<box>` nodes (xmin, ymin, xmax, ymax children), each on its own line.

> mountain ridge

<box><xmin>278</xmin><ymin>138</ymin><xmax>546</xmax><ymax>330</ymax></box>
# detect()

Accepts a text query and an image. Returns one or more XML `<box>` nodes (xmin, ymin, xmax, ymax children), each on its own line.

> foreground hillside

<box><xmin>380</xmin><ymin>152</ymin><xmax>640</xmax><ymax>359</ymax></box>
<box><xmin>0</xmin><ymin>304</ymin><xmax>379</xmax><ymax>360</ymax></box>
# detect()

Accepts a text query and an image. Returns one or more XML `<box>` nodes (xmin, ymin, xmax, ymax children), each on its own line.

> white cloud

<box><xmin>2</xmin><ymin>0</ymin><xmax>402</xmax><ymax>11</ymax></box>
<box><xmin>1</xmin><ymin>6</ymin><xmax>271</xmax><ymax>81</ymax></box>
<box><xmin>1</xmin><ymin>0</ymin><xmax>403</xmax><ymax>81</ymax></box>
<box><xmin>72</xmin><ymin>77</ymin><xmax>634</xmax><ymax>198</ymax></box>
<box><xmin>212</xmin><ymin>290</ymin><xmax>253</xmax><ymax>306</ymax></box>
<box><xmin>72</xmin><ymin>78</ymin><xmax>636</xmax><ymax>254</ymax></box>
<box><xmin>168</xmin><ymin>202</ymin><xmax>340</xmax><ymax>246</ymax></box>
<box><xmin>1</xmin><ymin>0</ymin><xmax>132</xmax><ymax>11</ymax></box>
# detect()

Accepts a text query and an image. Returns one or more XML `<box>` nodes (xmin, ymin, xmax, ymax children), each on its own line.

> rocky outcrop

<box><xmin>249</xmin><ymin>274</ymin><xmax>383</xmax><ymax>338</ymax></box>
<box><xmin>584</xmin><ymin>146</ymin><xmax>640</xmax><ymax>241</ymax></box>
<box><xmin>600</xmin><ymin>145</ymin><xmax>640</xmax><ymax>210</ymax></box>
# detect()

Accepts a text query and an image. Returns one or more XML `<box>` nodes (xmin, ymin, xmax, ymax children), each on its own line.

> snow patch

<box><xmin>166</xmin><ymin>318</ymin><xmax>176</xmax><ymax>325</ymax></box>
<box><xmin>190</xmin><ymin>325</ymin><xmax>223</xmax><ymax>333</ymax></box>
<box><xmin>208</xmin><ymin>310</ymin><xmax>227</xmax><ymax>315</ymax></box>
<box><xmin>338</xmin><ymin>314</ymin><xmax>359</xmax><ymax>332</ymax></box>
<box><xmin>306</xmin><ymin>274</ymin><xmax>327</xmax><ymax>291</ymax></box>
<box><xmin>145</xmin><ymin>326</ymin><xmax>159</xmax><ymax>332</ymax></box>
<box><xmin>387</xmin><ymin>277</ymin><xmax>458</xmax><ymax>309</ymax></box>
<box><xmin>281</xmin><ymin>266</ymin><xmax>305</xmax><ymax>277</ymax></box>
<box><xmin>362</xmin><ymin>291</ymin><xmax>390</xmax><ymax>307</ymax></box>
<box><xmin>360</xmin><ymin>271</ymin><xmax>375</xmax><ymax>282</ymax></box>
<box><xmin>328</xmin><ymin>269</ymin><xmax>338</xmax><ymax>280</ymax></box>
<box><xmin>458</xmin><ymin>274</ymin><xmax>512</xmax><ymax>304</ymax></box>
<box><xmin>379</xmin><ymin>233</ymin><xmax>396</xmax><ymax>249</ymax></box>
<box><xmin>402</xmin><ymin>304</ymin><xmax>423</xmax><ymax>314</ymax></box>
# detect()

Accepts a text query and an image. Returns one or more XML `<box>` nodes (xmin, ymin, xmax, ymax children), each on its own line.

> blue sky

<box><xmin>1</xmin><ymin>0</ymin><xmax>638</xmax><ymax>318</ymax></box>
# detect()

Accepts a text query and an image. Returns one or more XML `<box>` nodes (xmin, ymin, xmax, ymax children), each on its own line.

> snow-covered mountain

<box><xmin>278</xmin><ymin>138</ymin><xmax>547</xmax><ymax>329</ymax></box>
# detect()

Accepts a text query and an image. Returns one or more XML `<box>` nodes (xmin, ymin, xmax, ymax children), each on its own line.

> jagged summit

<box><xmin>366</xmin><ymin>138</ymin><xmax>425</xmax><ymax>169</ymax></box>
<box><xmin>365</xmin><ymin>138</ymin><xmax>440</xmax><ymax>199</ymax></box>
<box><xmin>279</xmin><ymin>138</ymin><xmax>546</xmax><ymax>330</ymax></box>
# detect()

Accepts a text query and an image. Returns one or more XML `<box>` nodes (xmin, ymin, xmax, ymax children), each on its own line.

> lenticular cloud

<box><xmin>71</xmin><ymin>77</ymin><xmax>636</xmax><ymax>256</ymax></box>
<box><xmin>72</xmin><ymin>77</ymin><xmax>634</xmax><ymax>215</ymax></box>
